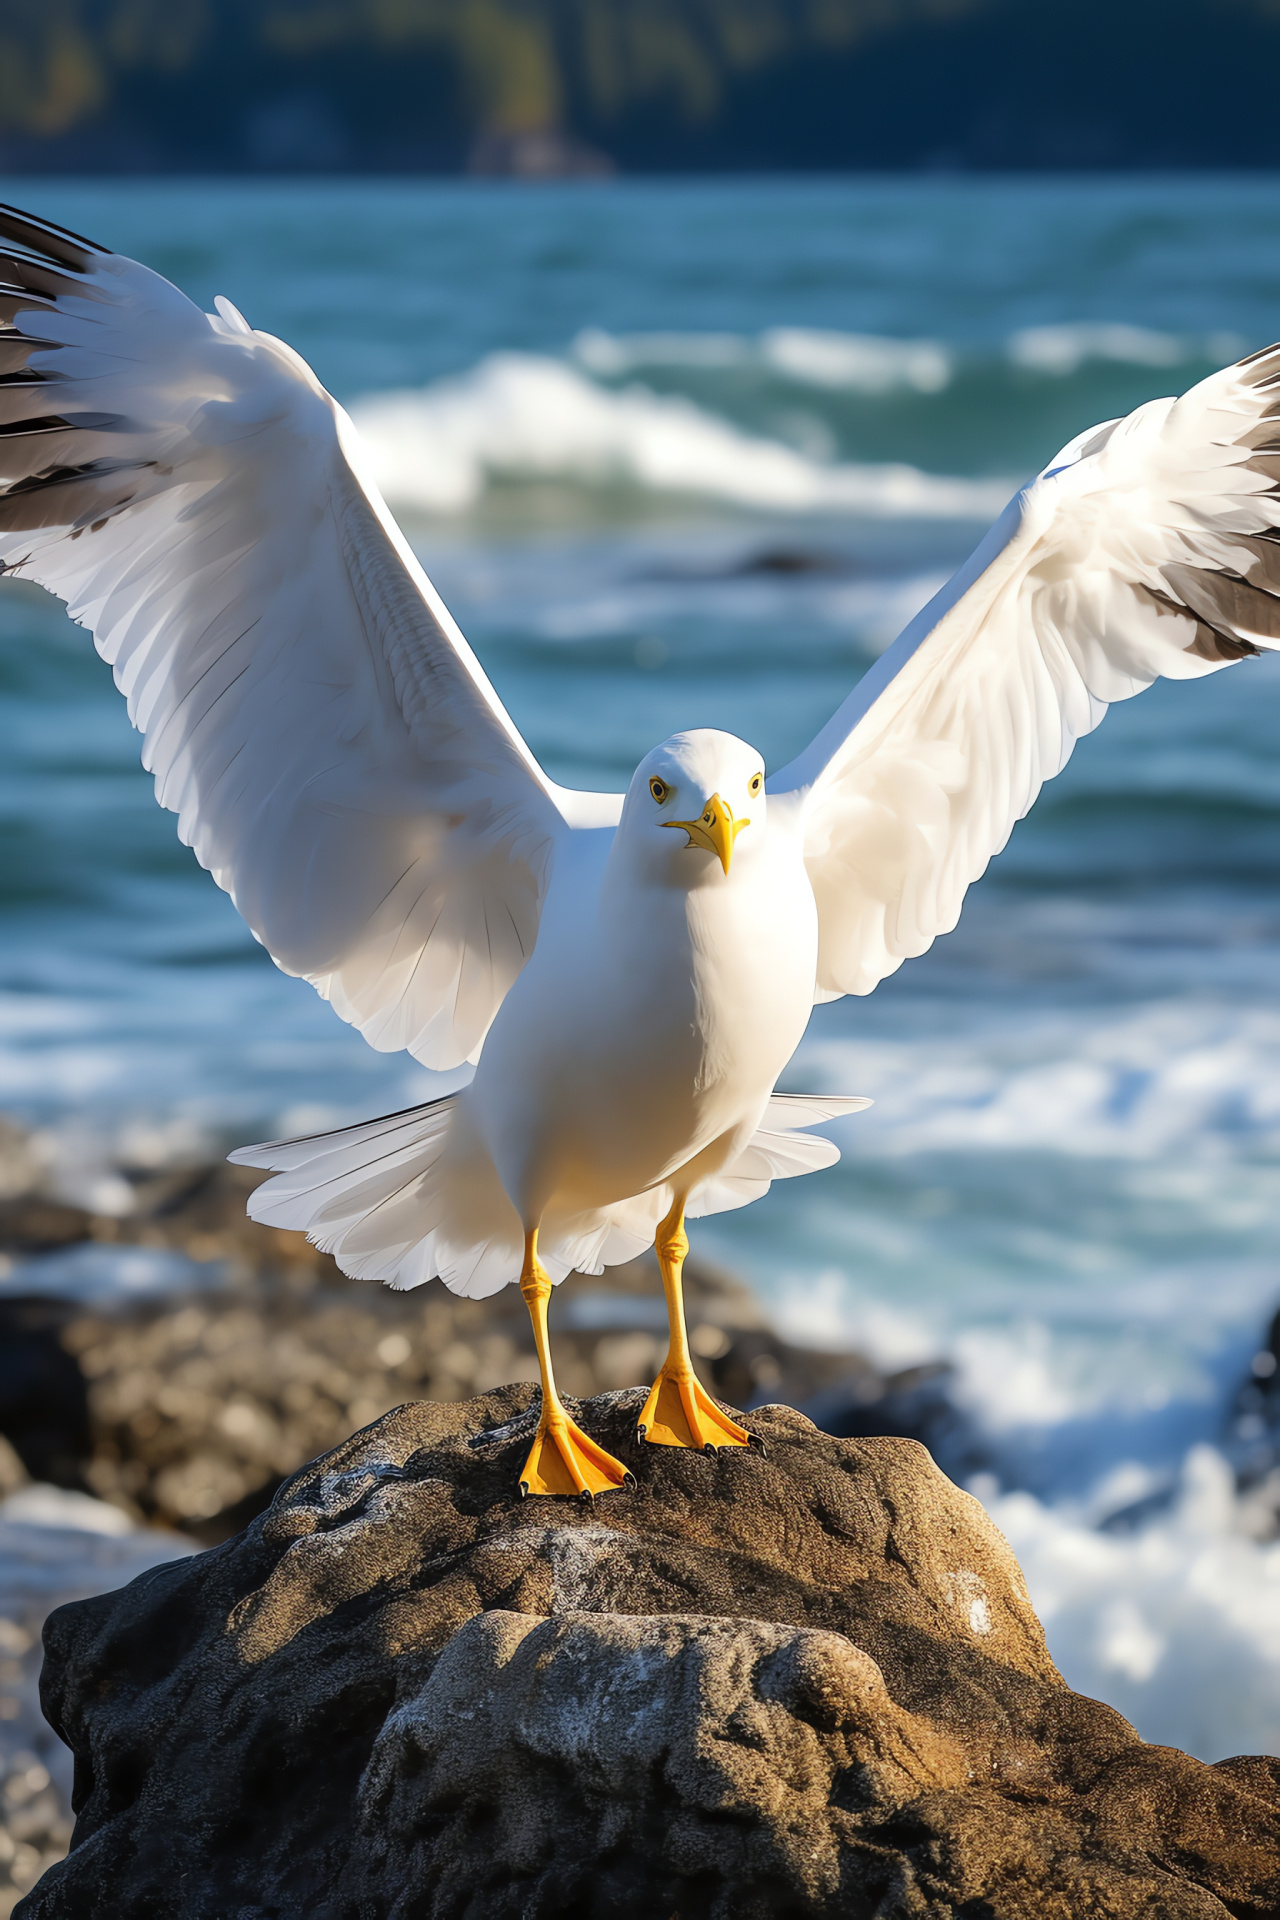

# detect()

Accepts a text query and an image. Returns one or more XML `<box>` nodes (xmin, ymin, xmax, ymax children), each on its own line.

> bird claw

<box><xmin>518</xmin><ymin>1408</ymin><xmax>632</xmax><ymax>1499</ymax></box>
<box><xmin>637</xmin><ymin>1362</ymin><xmax>751</xmax><ymax>1451</ymax></box>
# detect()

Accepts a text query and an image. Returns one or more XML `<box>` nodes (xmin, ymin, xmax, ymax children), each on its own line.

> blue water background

<box><xmin>2</xmin><ymin>177</ymin><xmax>1279</xmax><ymax>1455</ymax></box>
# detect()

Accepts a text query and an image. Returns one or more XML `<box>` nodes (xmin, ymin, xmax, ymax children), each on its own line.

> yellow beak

<box><xmin>662</xmin><ymin>792</ymin><xmax>748</xmax><ymax>875</ymax></box>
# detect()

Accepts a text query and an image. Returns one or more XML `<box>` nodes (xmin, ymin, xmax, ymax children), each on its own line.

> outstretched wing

<box><xmin>769</xmin><ymin>346</ymin><xmax>1280</xmax><ymax>1001</ymax></box>
<box><xmin>0</xmin><ymin>204</ymin><xmax>615</xmax><ymax>1069</ymax></box>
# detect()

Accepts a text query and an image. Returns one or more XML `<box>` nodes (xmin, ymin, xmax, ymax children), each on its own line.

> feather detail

<box><xmin>770</xmin><ymin>348</ymin><xmax>1280</xmax><ymax>1000</ymax></box>
<box><xmin>0</xmin><ymin>202</ymin><xmax>626</xmax><ymax>1070</ymax></box>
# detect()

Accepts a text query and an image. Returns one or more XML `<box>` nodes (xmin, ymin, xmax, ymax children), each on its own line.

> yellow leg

<box><xmin>637</xmin><ymin>1197</ymin><xmax>751</xmax><ymax>1451</ymax></box>
<box><xmin>517</xmin><ymin>1229</ymin><xmax>632</xmax><ymax>1499</ymax></box>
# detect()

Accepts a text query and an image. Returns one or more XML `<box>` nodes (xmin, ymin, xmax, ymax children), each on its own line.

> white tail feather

<box><xmin>230</xmin><ymin>1088</ymin><xmax>871</xmax><ymax>1294</ymax></box>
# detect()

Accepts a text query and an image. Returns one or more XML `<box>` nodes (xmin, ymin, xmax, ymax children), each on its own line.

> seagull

<box><xmin>2</xmin><ymin>204</ymin><xmax>1278</xmax><ymax>1500</ymax></box>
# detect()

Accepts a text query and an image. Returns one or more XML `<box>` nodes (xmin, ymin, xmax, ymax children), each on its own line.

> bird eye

<box><xmin>649</xmin><ymin>777</ymin><xmax>669</xmax><ymax>803</ymax></box>
<box><xmin>749</xmin><ymin>772</ymin><xmax>763</xmax><ymax>796</ymax></box>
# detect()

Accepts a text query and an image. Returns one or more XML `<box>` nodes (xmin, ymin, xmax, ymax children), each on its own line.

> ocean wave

<box><xmin>801</xmin><ymin>1000</ymin><xmax>1280</xmax><ymax>1162</ymax></box>
<box><xmin>348</xmin><ymin>353</ymin><xmax>1012</xmax><ymax>518</ymax></box>
<box><xmin>530</xmin><ymin>569</ymin><xmax>947</xmax><ymax>655</ymax></box>
<box><xmin>573</xmin><ymin>322</ymin><xmax>1245</xmax><ymax>391</ymax></box>
<box><xmin>574</xmin><ymin>325</ymin><xmax>953</xmax><ymax>393</ymax></box>
<box><xmin>572</xmin><ymin>328</ymin><xmax>756</xmax><ymax>375</ymax></box>
<box><xmin>1008</xmin><ymin>322</ymin><xmax>1244</xmax><ymax>378</ymax></box>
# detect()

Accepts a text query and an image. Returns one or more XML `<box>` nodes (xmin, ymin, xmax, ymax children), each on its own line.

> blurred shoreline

<box><xmin>2</xmin><ymin>1</ymin><xmax>1280</xmax><ymax>175</ymax></box>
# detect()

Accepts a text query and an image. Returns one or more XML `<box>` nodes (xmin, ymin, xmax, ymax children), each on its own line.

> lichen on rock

<box><xmin>17</xmin><ymin>1388</ymin><xmax>1280</xmax><ymax>1919</ymax></box>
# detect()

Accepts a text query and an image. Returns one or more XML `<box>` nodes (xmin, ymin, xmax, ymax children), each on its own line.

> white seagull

<box><xmin>1</xmin><ymin>204</ymin><xmax>1277</xmax><ymax>1499</ymax></box>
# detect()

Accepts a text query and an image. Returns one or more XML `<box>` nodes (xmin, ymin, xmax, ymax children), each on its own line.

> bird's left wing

<box><xmin>0</xmin><ymin>204</ymin><xmax>618</xmax><ymax>1069</ymax></box>
<box><xmin>768</xmin><ymin>345</ymin><xmax>1280</xmax><ymax>1001</ymax></box>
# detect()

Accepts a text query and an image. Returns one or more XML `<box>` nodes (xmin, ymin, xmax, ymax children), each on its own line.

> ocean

<box><xmin>2</xmin><ymin>175</ymin><xmax>1279</xmax><ymax>1760</ymax></box>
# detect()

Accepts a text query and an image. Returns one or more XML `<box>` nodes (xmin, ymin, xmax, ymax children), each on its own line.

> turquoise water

<box><xmin>4</xmin><ymin>175</ymin><xmax>1280</xmax><ymax>1756</ymax></box>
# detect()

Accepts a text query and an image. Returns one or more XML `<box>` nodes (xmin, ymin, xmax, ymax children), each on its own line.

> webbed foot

<box><xmin>519</xmin><ymin>1406</ymin><xmax>632</xmax><ymax>1499</ymax></box>
<box><xmin>637</xmin><ymin>1362</ymin><xmax>751</xmax><ymax>1451</ymax></box>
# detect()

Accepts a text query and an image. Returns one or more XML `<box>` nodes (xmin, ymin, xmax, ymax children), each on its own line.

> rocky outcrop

<box><xmin>20</xmin><ymin>1389</ymin><xmax>1280</xmax><ymax>1920</ymax></box>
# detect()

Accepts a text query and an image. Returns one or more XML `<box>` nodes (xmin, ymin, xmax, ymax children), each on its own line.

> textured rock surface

<box><xmin>19</xmin><ymin>1389</ymin><xmax>1280</xmax><ymax>1919</ymax></box>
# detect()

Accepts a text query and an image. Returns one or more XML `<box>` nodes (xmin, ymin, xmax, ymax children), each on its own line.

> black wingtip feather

<box><xmin>0</xmin><ymin>205</ymin><xmax>106</xmax><ymax>274</ymax></box>
<box><xmin>0</xmin><ymin>253</ymin><xmax>97</xmax><ymax>302</ymax></box>
<box><xmin>1236</xmin><ymin>341</ymin><xmax>1280</xmax><ymax>385</ymax></box>
<box><xmin>0</xmin><ymin>414</ymin><xmax>72</xmax><ymax>437</ymax></box>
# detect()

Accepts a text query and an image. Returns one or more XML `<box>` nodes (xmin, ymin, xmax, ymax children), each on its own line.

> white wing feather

<box><xmin>770</xmin><ymin>348</ymin><xmax>1280</xmax><ymax>1000</ymax></box>
<box><xmin>0</xmin><ymin>204</ymin><xmax>616</xmax><ymax>1070</ymax></box>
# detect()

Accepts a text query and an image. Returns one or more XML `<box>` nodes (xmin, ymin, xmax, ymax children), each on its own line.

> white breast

<box><xmin>470</xmin><ymin>819</ymin><xmax>818</xmax><ymax>1221</ymax></box>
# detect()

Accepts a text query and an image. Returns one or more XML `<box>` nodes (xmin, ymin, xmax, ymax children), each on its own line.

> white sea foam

<box><xmin>1007</xmin><ymin>323</ymin><xmax>1244</xmax><ymax>378</ymax></box>
<box><xmin>348</xmin><ymin>354</ymin><xmax>1010</xmax><ymax>518</ymax></box>
<box><xmin>988</xmin><ymin>1448</ymin><xmax>1280</xmax><ymax>1761</ymax></box>
<box><xmin>574</xmin><ymin>324</ymin><xmax>953</xmax><ymax>394</ymax></box>
<box><xmin>573</xmin><ymin>321</ymin><xmax>1242</xmax><ymax>391</ymax></box>
<box><xmin>1</xmin><ymin>1486</ymin><xmax>136</xmax><ymax>1536</ymax></box>
<box><xmin>768</xmin><ymin>1266</ymin><xmax>1265</xmax><ymax>1434</ymax></box>
<box><xmin>572</xmin><ymin>328</ymin><xmax>754</xmax><ymax>375</ymax></box>
<box><xmin>772</xmin><ymin>993</ymin><xmax>1280</xmax><ymax>1429</ymax></box>
<box><xmin>349</xmin><ymin>325</ymin><xmax>1250</xmax><ymax>519</ymax></box>
<box><xmin>771</xmin><ymin>1279</ymin><xmax>941</xmax><ymax>1369</ymax></box>
<box><xmin>761</xmin><ymin>328</ymin><xmax>952</xmax><ymax>393</ymax></box>
<box><xmin>800</xmin><ymin>999</ymin><xmax>1280</xmax><ymax>1162</ymax></box>
<box><xmin>577</xmin><ymin>317</ymin><xmax>1245</xmax><ymax>388</ymax></box>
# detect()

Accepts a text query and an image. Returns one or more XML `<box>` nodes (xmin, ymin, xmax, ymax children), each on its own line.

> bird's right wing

<box><xmin>769</xmin><ymin>345</ymin><xmax>1280</xmax><ymax>1001</ymax></box>
<box><xmin>0</xmin><ymin>204</ymin><xmax>620</xmax><ymax>1070</ymax></box>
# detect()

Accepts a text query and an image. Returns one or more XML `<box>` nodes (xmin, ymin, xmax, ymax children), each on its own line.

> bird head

<box><xmin>619</xmin><ymin>730</ymin><xmax>766</xmax><ymax>883</ymax></box>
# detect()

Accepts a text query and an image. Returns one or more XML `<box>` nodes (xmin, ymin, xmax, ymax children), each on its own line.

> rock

<box><xmin>0</xmin><ymin>1440</ymin><xmax>26</xmax><ymax>1503</ymax></box>
<box><xmin>20</xmin><ymin>1389</ymin><xmax>1280</xmax><ymax>1919</ymax></box>
<box><xmin>0</xmin><ymin>1304</ymin><xmax>89</xmax><ymax>1492</ymax></box>
<box><xmin>0</xmin><ymin>1202</ymin><xmax>96</xmax><ymax>1259</ymax></box>
<box><xmin>804</xmin><ymin>1359</ymin><xmax>987</xmax><ymax>1486</ymax></box>
<box><xmin>1228</xmin><ymin>1304</ymin><xmax>1280</xmax><ymax>1539</ymax></box>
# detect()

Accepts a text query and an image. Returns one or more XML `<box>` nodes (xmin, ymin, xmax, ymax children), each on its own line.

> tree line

<box><xmin>0</xmin><ymin>0</ymin><xmax>1275</xmax><ymax>173</ymax></box>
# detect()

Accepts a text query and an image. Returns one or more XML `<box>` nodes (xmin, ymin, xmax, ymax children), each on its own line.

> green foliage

<box><xmin>0</xmin><ymin>0</ymin><xmax>995</xmax><ymax>138</ymax></box>
<box><xmin>0</xmin><ymin>0</ymin><xmax>208</xmax><ymax>134</ymax></box>
<box><xmin>0</xmin><ymin>0</ymin><xmax>1274</xmax><ymax>165</ymax></box>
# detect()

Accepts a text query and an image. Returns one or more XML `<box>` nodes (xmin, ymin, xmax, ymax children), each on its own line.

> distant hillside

<box><xmin>1</xmin><ymin>0</ymin><xmax>1278</xmax><ymax>173</ymax></box>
